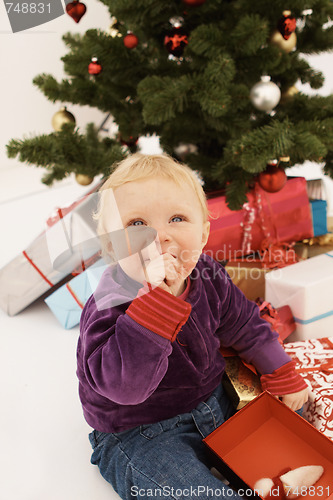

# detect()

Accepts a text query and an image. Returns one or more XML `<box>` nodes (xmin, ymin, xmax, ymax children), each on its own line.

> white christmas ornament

<box><xmin>250</xmin><ymin>76</ymin><xmax>281</xmax><ymax>112</ymax></box>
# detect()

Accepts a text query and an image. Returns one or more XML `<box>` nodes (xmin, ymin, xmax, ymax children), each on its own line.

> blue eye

<box><xmin>171</xmin><ymin>216</ymin><xmax>183</xmax><ymax>223</ymax></box>
<box><xmin>128</xmin><ymin>220</ymin><xmax>144</xmax><ymax>226</ymax></box>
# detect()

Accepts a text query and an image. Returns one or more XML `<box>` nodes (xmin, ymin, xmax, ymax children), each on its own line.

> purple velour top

<box><xmin>76</xmin><ymin>254</ymin><xmax>291</xmax><ymax>433</ymax></box>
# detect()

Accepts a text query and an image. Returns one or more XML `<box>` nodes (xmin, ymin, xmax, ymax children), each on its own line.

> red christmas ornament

<box><xmin>124</xmin><ymin>32</ymin><xmax>139</xmax><ymax>49</ymax></box>
<box><xmin>277</xmin><ymin>11</ymin><xmax>296</xmax><ymax>40</ymax></box>
<box><xmin>66</xmin><ymin>0</ymin><xmax>86</xmax><ymax>23</ymax></box>
<box><xmin>258</xmin><ymin>164</ymin><xmax>287</xmax><ymax>193</ymax></box>
<box><xmin>183</xmin><ymin>0</ymin><xmax>206</xmax><ymax>5</ymax></box>
<box><xmin>120</xmin><ymin>135</ymin><xmax>138</xmax><ymax>148</ymax></box>
<box><xmin>88</xmin><ymin>58</ymin><xmax>102</xmax><ymax>75</ymax></box>
<box><xmin>164</xmin><ymin>26</ymin><xmax>188</xmax><ymax>57</ymax></box>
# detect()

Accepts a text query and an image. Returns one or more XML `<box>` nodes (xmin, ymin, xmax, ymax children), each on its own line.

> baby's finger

<box><xmin>145</xmin><ymin>255</ymin><xmax>166</xmax><ymax>286</ymax></box>
<box><xmin>147</xmin><ymin>239</ymin><xmax>162</xmax><ymax>261</ymax></box>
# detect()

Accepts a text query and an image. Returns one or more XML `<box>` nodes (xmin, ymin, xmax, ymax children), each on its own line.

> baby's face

<box><xmin>104</xmin><ymin>176</ymin><xmax>210</xmax><ymax>284</ymax></box>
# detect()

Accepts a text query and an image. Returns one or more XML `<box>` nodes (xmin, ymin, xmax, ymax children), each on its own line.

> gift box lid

<box><xmin>203</xmin><ymin>391</ymin><xmax>333</xmax><ymax>500</ymax></box>
<box><xmin>265</xmin><ymin>251</ymin><xmax>333</xmax><ymax>323</ymax></box>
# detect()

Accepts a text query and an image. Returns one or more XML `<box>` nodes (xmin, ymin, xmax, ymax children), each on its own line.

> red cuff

<box><xmin>126</xmin><ymin>285</ymin><xmax>192</xmax><ymax>342</ymax></box>
<box><xmin>260</xmin><ymin>360</ymin><xmax>307</xmax><ymax>395</ymax></box>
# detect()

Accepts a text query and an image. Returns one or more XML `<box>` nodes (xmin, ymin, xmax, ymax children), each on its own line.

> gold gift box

<box><xmin>294</xmin><ymin>233</ymin><xmax>333</xmax><ymax>260</ymax></box>
<box><xmin>222</xmin><ymin>356</ymin><xmax>262</xmax><ymax>410</ymax></box>
<box><xmin>224</xmin><ymin>262</ymin><xmax>270</xmax><ymax>301</ymax></box>
<box><xmin>328</xmin><ymin>216</ymin><xmax>333</xmax><ymax>232</ymax></box>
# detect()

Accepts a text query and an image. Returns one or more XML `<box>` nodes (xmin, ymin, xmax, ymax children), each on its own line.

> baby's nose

<box><xmin>155</xmin><ymin>225</ymin><xmax>171</xmax><ymax>242</ymax></box>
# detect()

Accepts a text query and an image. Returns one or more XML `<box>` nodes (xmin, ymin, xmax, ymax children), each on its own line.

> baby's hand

<box><xmin>144</xmin><ymin>243</ymin><xmax>187</xmax><ymax>296</ymax></box>
<box><xmin>280</xmin><ymin>387</ymin><xmax>309</xmax><ymax>411</ymax></box>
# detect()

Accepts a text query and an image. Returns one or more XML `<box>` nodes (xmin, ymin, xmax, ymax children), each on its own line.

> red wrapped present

<box><xmin>284</xmin><ymin>337</ymin><xmax>333</xmax><ymax>440</ymax></box>
<box><xmin>204</xmin><ymin>177</ymin><xmax>313</xmax><ymax>262</ymax></box>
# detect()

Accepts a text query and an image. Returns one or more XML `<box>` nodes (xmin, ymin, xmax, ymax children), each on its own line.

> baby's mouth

<box><xmin>162</xmin><ymin>252</ymin><xmax>177</xmax><ymax>258</ymax></box>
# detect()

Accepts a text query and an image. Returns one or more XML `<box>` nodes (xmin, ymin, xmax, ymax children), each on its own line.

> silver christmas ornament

<box><xmin>169</xmin><ymin>16</ymin><xmax>184</xmax><ymax>27</ymax></box>
<box><xmin>250</xmin><ymin>76</ymin><xmax>281</xmax><ymax>112</ymax></box>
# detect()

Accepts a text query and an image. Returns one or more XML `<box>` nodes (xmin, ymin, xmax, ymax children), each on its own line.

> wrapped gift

<box><xmin>284</xmin><ymin>337</ymin><xmax>333</xmax><ymax>441</ymax></box>
<box><xmin>306</xmin><ymin>178</ymin><xmax>326</xmax><ymax>200</ymax></box>
<box><xmin>204</xmin><ymin>391</ymin><xmax>333</xmax><ymax>499</ymax></box>
<box><xmin>329</xmin><ymin>217</ymin><xmax>333</xmax><ymax>232</ymax></box>
<box><xmin>265</xmin><ymin>251</ymin><xmax>333</xmax><ymax>341</ymax></box>
<box><xmin>44</xmin><ymin>259</ymin><xmax>107</xmax><ymax>329</ymax></box>
<box><xmin>224</xmin><ymin>262</ymin><xmax>271</xmax><ymax>301</ymax></box>
<box><xmin>222</xmin><ymin>356</ymin><xmax>262</xmax><ymax>410</ymax></box>
<box><xmin>204</xmin><ymin>178</ymin><xmax>313</xmax><ymax>262</ymax></box>
<box><xmin>0</xmin><ymin>193</ymin><xmax>100</xmax><ymax>316</ymax></box>
<box><xmin>310</xmin><ymin>199</ymin><xmax>328</xmax><ymax>237</ymax></box>
<box><xmin>295</xmin><ymin>233</ymin><xmax>333</xmax><ymax>260</ymax></box>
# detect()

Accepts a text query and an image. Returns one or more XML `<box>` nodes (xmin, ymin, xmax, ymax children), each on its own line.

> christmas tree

<box><xmin>6</xmin><ymin>0</ymin><xmax>333</xmax><ymax>209</ymax></box>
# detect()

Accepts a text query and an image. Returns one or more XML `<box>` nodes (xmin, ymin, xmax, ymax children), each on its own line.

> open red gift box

<box><xmin>203</xmin><ymin>392</ymin><xmax>333</xmax><ymax>499</ymax></box>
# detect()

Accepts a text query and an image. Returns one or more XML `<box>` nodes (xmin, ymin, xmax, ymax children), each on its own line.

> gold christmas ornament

<box><xmin>52</xmin><ymin>107</ymin><xmax>76</xmax><ymax>132</ymax></box>
<box><xmin>270</xmin><ymin>29</ymin><xmax>297</xmax><ymax>53</ymax></box>
<box><xmin>108</xmin><ymin>16</ymin><xmax>122</xmax><ymax>37</ymax></box>
<box><xmin>75</xmin><ymin>173</ymin><xmax>94</xmax><ymax>185</ymax></box>
<box><xmin>281</xmin><ymin>85</ymin><xmax>299</xmax><ymax>103</ymax></box>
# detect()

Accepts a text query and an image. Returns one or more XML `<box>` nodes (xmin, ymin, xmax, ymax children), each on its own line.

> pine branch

<box><xmin>225</xmin><ymin>177</ymin><xmax>249</xmax><ymax>211</ymax></box>
<box><xmin>230</xmin><ymin>15</ymin><xmax>269</xmax><ymax>56</ymax></box>
<box><xmin>226</xmin><ymin>120</ymin><xmax>296</xmax><ymax>174</ymax></box>
<box><xmin>138</xmin><ymin>75</ymin><xmax>193</xmax><ymax>124</ymax></box>
<box><xmin>7</xmin><ymin>124</ymin><xmax>126</xmax><ymax>184</ymax></box>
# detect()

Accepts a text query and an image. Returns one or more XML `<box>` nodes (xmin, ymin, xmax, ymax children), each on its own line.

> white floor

<box><xmin>0</xmin><ymin>165</ymin><xmax>119</xmax><ymax>500</ymax></box>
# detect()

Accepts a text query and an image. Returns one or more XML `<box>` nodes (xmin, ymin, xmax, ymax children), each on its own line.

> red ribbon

<box><xmin>267</xmin><ymin>468</ymin><xmax>291</xmax><ymax>499</ymax></box>
<box><xmin>22</xmin><ymin>250</ymin><xmax>54</xmax><ymax>287</ymax></box>
<box><xmin>256</xmin><ymin>299</ymin><xmax>285</xmax><ymax>346</ymax></box>
<box><xmin>45</xmin><ymin>181</ymin><xmax>104</xmax><ymax>228</ymax></box>
<box><xmin>257</xmin><ymin>299</ymin><xmax>280</xmax><ymax>328</ymax></box>
<box><xmin>257</xmin><ymin>238</ymin><xmax>298</xmax><ymax>269</ymax></box>
<box><xmin>71</xmin><ymin>252</ymin><xmax>101</xmax><ymax>276</ymax></box>
<box><xmin>66</xmin><ymin>283</ymin><xmax>84</xmax><ymax>309</ymax></box>
<box><xmin>240</xmin><ymin>183</ymin><xmax>299</xmax><ymax>269</ymax></box>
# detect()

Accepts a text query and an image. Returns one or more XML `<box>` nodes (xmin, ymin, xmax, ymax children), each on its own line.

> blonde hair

<box><xmin>94</xmin><ymin>153</ymin><xmax>209</xmax><ymax>245</ymax></box>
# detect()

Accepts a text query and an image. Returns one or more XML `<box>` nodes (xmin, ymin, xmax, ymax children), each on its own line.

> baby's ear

<box><xmin>99</xmin><ymin>238</ymin><xmax>116</xmax><ymax>264</ymax></box>
<box><xmin>201</xmin><ymin>221</ymin><xmax>210</xmax><ymax>248</ymax></box>
<box><xmin>106</xmin><ymin>242</ymin><xmax>116</xmax><ymax>261</ymax></box>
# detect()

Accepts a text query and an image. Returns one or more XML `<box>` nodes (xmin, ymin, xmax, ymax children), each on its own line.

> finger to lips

<box><xmin>147</xmin><ymin>240</ymin><xmax>162</xmax><ymax>262</ymax></box>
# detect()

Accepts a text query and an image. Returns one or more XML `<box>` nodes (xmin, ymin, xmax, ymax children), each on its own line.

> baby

<box><xmin>77</xmin><ymin>153</ymin><xmax>309</xmax><ymax>500</ymax></box>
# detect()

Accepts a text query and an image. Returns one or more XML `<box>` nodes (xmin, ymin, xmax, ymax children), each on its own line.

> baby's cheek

<box><xmin>180</xmin><ymin>250</ymin><xmax>202</xmax><ymax>274</ymax></box>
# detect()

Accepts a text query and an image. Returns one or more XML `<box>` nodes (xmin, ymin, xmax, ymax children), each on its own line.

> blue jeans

<box><xmin>89</xmin><ymin>383</ymin><xmax>244</xmax><ymax>500</ymax></box>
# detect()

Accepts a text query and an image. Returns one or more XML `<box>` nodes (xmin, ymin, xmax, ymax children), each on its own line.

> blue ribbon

<box><xmin>294</xmin><ymin>309</ymin><xmax>333</xmax><ymax>325</ymax></box>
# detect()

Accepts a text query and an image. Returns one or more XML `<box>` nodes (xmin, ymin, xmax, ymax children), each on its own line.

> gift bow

<box><xmin>255</xmin><ymin>298</ymin><xmax>294</xmax><ymax>346</ymax></box>
<box><xmin>257</xmin><ymin>299</ymin><xmax>281</xmax><ymax>329</ymax></box>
